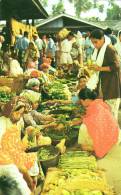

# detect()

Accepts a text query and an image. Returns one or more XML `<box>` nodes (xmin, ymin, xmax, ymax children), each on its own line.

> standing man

<box><xmin>33</xmin><ymin>33</ymin><xmax>43</xmax><ymax>69</ymax></box>
<box><xmin>17</xmin><ymin>31</ymin><xmax>30</xmax><ymax>67</ymax></box>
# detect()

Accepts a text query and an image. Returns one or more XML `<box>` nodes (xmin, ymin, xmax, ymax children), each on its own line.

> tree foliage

<box><xmin>106</xmin><ymin>3</ymin><xmax>121</xmax><ymax>20</ymax></box>
<box><xmin>68</xmin><ymin>0</ymin><xmax>92</xmax><ymax>17</ymax></box>
<box><xmin>52</xmin><ymin>0</ymin><xmax>65</xmax><ymax>16</ymax></box>
<box><xmin>41</xmin><ymin>0</ymin><xmax>48</xmax><ymax>8</ymax></box>
<box><xmin>98</xmin><ymin>4</ymin><xmax>104</xmax><ymax>13</ymax></box>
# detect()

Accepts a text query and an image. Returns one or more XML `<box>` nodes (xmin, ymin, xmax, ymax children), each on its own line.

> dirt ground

<box><xmin>97</xmin><ymin>110</ymin><xmax>121</xmax><ymax>195</ymax></box>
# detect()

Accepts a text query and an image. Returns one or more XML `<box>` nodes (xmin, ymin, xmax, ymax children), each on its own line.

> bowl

<box><xmin>38</xmin><ymin>145</ymin><xmax>60</xmax><ymax>175</ymax></box>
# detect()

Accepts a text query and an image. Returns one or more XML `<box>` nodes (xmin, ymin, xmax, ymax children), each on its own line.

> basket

<box><xmin>0</xmin><ymin>76</ymin><xmax>27</xmax><ymax>93</ymax></box>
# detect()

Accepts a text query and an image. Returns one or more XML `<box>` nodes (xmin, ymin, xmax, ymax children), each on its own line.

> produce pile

<box><xmin>38</xmin><ymin>101</ymin><xmax>85</xmax><ymax>146</ymax></box>
<box><xmin>43</xmin><ymin>81</ymin><xmax>72</xmax><ymax>100</ymax></box>
<box><xmin>41</xmin><ymin>151</ymin><xmax>114</xmax><ymax>195</ymax></box>
<box><xmin>38</xmin><ymin>146</ymin><xmax>59</xmax><ymax>161</ymax></box>
<box><xmin>0</xmin><ymin>91</ymin><xmax>15</xmax><ymax>103</ymax></box>
<box><xmin>58</xmin><ymin>151</ymin><xmax>97</xmax><ymax>170</ymax></box>
<box><xmin>42</xmin><ymin>127</ymin><xmax>79</xmax><ymax>146</ymax></box>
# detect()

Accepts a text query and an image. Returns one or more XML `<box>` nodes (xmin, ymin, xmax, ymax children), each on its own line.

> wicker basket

<box><xmin>0</xmin><ymin>76</ymin><xmax>27</xmax><ymax>94</ymax></box>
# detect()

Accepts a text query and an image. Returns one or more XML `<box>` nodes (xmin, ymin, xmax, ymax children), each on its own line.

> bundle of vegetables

<box><xmin>44</xmin><ymin>81</ymin><xmax>72</xmax><ymax>100</ymax></box>
<box><xmin>41</xmin><ymin>168</ymin><xmax>114</xmax><ymax>195</ymax></box>
<box><xmin>58</xmin><ymin>151</ymin><xmax>97</xmax><ymax>171</ymax></box>
<box><xmin>39</xmin><ymin>102</ymin><xmax>85</xmax><ymax>117</ymax></box>
<box><xmin>0</xmin><ymin>91</ymin><xmax>15</xmax><ymax>103</ymax></box>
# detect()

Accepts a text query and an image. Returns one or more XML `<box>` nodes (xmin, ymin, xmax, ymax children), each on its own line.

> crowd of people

<box><xmin>0</xmin><ymin>26</ymin><xmax>121</xmax><ymax>195</ymax></box>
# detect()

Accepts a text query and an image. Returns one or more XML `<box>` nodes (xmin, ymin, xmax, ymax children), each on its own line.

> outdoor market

<box><xmin>0</xmin><ymin>0</ymin><xmax>121</xmax><ymax>195</ymax></box>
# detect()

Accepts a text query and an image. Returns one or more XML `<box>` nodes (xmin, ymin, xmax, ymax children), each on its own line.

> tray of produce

<box><xmin>41</xmin><ymin>168</ymin><xmax>114</xmax><ymax>195</ymax></box>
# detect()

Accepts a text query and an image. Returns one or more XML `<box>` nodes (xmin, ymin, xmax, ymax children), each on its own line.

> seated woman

<box><xmin>20</xmin><ymin>78</ymin><xmax>54</xmax><ymax>128</ymax></box>
<box><xmin>1</xmin><ymin>50</ymin><xmax>23</xmax><ymax>77</ymax></box>
<box><xmin>76</xmin><ymin>88</ymin><xmax>119</xmax><ymax>158</ymax></box>
<box><xmin>0</xmin><ymin>96</ymin><xmax>39</xmax><ymax>191</ymax></box>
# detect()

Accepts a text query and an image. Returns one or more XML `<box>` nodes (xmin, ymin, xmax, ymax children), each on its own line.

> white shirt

<box><xmin>35</xmin><ymin>38</ymin><xmax>43</xmax><ymax>51</ymax></box>
<box><xmin>61</xmin><ymin>39</ymin><xmax>72</xmax><ymax>53</ymax></box>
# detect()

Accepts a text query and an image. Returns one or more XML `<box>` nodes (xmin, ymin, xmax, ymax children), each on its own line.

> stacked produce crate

<box><xmin>41</xmin><ymin>151</ymin><xmax>114</xmax><ymax>195</ymax></box>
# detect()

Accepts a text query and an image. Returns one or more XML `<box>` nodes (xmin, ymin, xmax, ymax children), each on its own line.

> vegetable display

<box><xmin>41</xmin><ymin>167</ymin><xmax>113</xmax><ymax>195</ymax></box>
<box><xmin>0</xmin><ymin>91</ymin><xmax>15</xmax><ymax>103</ymax></box>
<box><xmin>38</xmin><ymin>146</ymin><xmax>59</xmax><ymax>161</ymax></box>
<box><xmin>58</xmin><ymin>151</ymin><xmax>97</xmax><ymax>170</ymax></box>
<box><xmin>43</xmin><ymin>81</ymin><xmax>72</xmax><ymax>100</ymax></box>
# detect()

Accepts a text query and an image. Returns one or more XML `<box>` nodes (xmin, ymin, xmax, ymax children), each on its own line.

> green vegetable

<box><xmin>0</xmin><ymin>91</ymin><xmax>15</xmax><ymax>103</ymax></box>
<box><xmin>38</xmin><ymin>147</ymin><xmax>58</xmax><ymax>161</ymax></box>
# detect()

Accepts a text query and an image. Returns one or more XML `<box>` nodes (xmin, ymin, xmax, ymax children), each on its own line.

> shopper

<box><xmin>88</xmin><ymin>29</ymin><xmax>121</xmax><ymax>120</ymax></box>
<box><xmin>77</xmin><ymin>88</ymin><xmax>119</xmax><ymax>158</ymax></box>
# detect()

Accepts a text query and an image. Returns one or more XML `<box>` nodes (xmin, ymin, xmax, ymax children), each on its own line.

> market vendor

<box><xmin>20</xmin><ymin>78</ymin><xmax>55</xmax><ymax>127</ymax></box>
<box><xmin>40</xmin><ymin>62</ymin><xmax>51</xmax><ymax>84</ymax></box>
<box><xmin>76</xmin><ymin>88</ymin><xmax>119</xmax><ymax>158</ymax></box>
<box><xmin>72</xmin><ymin>75</ymin><xmax>89</xmax><ymax>104</ymax></box>
<box><xmin>0</xmin><ymin>96</ymin><xmax>39</xmax><ymax>191</ymax></box>
<box><xmin>1</xmin><ymin>49</ymin><xmax>23</xmax><ymax>77</ymax></box>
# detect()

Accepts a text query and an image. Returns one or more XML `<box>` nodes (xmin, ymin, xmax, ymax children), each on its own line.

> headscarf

<box><xmin>30</xmin><ymin>69</ymin><xmax>42</xmax><ymax>78</ymax></box>
<box><xmin>2</xmin><ymin>96</ymin><xmax>32</xmax><ymax>117</ymax></box>
<box><xmin>26</xmin><ymin>78</ymin><xmax>40</xmax><ymax>89</ymax></box>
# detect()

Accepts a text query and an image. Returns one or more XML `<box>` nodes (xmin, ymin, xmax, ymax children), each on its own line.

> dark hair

<box><xmin>0</xmin><ymin>175</ymin><xmax>22</xmax><ymax>195</ymax></box>
<box><xmin>24</xmin><ymin>31</ymin><xmax>28</xmax><ymax>37</ymax></box>
<box><xmin>68</xmin><ymin>32</ymin><xmax>74</xmax><ymax>37</ymax></box>
<box><xmin>78</xmin><ymin>88</ymin><xmax>97</xmax><ymax>100</ymax></box>
<box><xmin>105</xmin><ymin>28</ymin><xmax>112</xmax><ymax>35</ymax></box>
<box><xmin>19</xmin><ymin>29</ymin><xmax>22</xmax><ymax>35</ymax></box>
<box><xmin>90</xmin><ymin>29</ymin><xmax>104</xmax><ymax>40</ymax></box>
<box><xmin>78</xmin><ymin>75</ymin><xmax>87</xmax><ymax>80</ymax></box>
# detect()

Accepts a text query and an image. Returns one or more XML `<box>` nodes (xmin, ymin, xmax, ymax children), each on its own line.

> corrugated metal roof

<box><xmin>36</xmin><ymin>13</ymin><xmax>105</xmax><ymax>30</ymax></box>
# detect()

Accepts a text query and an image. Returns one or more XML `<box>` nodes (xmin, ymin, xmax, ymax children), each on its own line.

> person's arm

<box><xmin>69</xmin><ymin>118</ymin><xmax>83</xmax><ymax>126</ymax></box>
<box><xmin>89</xmin><ymin>65</ymin><xmax>111</xmax><ymax>72</ymax></box>
<box><xmin>23</xmin><ymin>113</ymin><xmax>37</xmax><ymax>127</ymax></box>
<box><xmin>89</xmin><ymin>46</ymin><xmax>120</xmax><ymax>72</ymax></box>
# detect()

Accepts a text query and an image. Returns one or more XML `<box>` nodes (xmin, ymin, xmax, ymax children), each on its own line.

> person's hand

<box><xmin>88</xmin><ymin>65</ymin><xmax>101</xmax><ymax>71</ymax></box>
